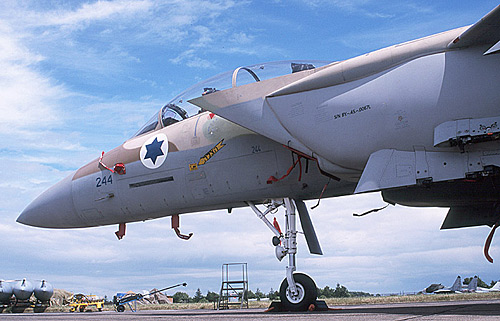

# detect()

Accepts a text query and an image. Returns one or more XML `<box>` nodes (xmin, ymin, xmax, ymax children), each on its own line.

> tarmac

<box><xmin>2</xmin><ymin>299</ymin><xmax>500</xmax><ymax>320</ymax></box>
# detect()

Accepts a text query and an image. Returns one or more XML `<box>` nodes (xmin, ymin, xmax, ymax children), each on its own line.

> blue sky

<box><xmin>2</xmin><ymin>0</ymin><xmax>500</xmax><ymax>298</ymax></box>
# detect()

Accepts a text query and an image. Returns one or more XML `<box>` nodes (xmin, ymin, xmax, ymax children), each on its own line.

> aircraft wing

<box><xmin>448</xmin><ymin>4</ymin><xmax>500</xmax><ymax>52</ymax></box>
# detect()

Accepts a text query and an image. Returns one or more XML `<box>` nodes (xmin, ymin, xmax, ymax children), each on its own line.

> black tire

<box><xmin>117</xmin><ymin>305</ymin><xmax>125</xmax><ymax>312</ymax></box>
<box><xmin>279</xmin><ymin>272</ymin><xmax>317</xmax><ymax>311</ymax></box>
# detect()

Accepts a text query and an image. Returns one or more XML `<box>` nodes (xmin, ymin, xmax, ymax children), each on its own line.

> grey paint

<box><xmin>12</xmin><ymin>279</ymin><xmax>33</xmax><ymax>301</ymax></box>
<box><xmin>33</xmin><ymin>280</ymin><xmax>53</xmax><ymax>302</ymax></box>
<box><xmin>295</xmin><ymin>200</ymin><xmax>322</xmax><ymax>255</ymax></box>
<box><xmin>0</xmin><ymin>281</ymin><xmax>13</xmax><ymax>303</ymax></box>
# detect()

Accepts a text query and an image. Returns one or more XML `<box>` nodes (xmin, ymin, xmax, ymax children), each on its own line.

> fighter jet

<box><xmin>460</xmin><ymin>276</ymin><xmax>479</xmax><ymax>293</ymax></box>
<box><xmin>432</xmin><ymin>276</ymin><xmax>462</xmax><ymax>294</ymax></box>
<box><xmin>478</xmin><ymin>280</ymin><xmax>500</xmax><ymax>292</ymax></box>
<box><xmin>17</xmin><ymin>4</ymin><xmax>500</xmax><ymax>311</ymax></box>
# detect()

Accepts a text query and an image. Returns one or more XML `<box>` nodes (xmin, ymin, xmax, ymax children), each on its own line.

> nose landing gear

<box><xmin>247</xmin><ymin>198</ymin><xmax>320</xmax><ymax>311</ymax></box>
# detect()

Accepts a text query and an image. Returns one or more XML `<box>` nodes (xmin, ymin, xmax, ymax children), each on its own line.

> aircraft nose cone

<box><xmin>17</xmin><ymin>173</ymin><xmax>79</xmax><ymax>228</ymax></box>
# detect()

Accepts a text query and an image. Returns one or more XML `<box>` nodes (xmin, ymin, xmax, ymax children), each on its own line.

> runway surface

<box><xmin>3</xmin><ymin>299</ymin><xmax>500</xmax><ymax>320</ymax></box>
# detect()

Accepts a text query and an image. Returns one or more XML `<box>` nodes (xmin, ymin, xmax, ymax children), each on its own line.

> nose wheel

<box><xmin>280</xmin><ymin>272</ymin><xmax>317</xmax><ymax>311</ymax></box>
<box><xmin>247</xmin><ymin>198</ymin><xmax>320</xmax><ymax>311</ymax></box>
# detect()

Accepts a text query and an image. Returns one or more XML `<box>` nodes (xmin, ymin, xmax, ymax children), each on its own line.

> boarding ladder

<box><xmin>217</xmin><ymin>263</ymin><xmax>248</xmax><ymax>310</ymax></box>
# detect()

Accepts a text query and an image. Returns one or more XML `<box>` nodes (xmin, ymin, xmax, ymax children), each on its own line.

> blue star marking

<box><xmin>144</xmin><ymin>137</ymin><xmax>164</xmax><ymax>165</ymax></box>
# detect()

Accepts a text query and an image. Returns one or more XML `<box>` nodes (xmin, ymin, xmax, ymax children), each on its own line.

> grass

<box><xmin>40</xmin><ymin>292</ymin><xmax>500</xmax><ymax>313</ymax></box>
<box><xmin>322</xmin><ymin>292</ymin><xmax>500</xmax><ymax>306</ymax></box>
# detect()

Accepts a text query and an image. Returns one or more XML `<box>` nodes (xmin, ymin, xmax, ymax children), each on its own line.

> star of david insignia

<box><xmin>139</xmin><ymin>133</ymin><xmax>169</xmax><ymax>169</ymax></box>
<box><xmin>144</xmin><ymin>137</ymin><xmax>164</xmax><ymax>165</ymax></box>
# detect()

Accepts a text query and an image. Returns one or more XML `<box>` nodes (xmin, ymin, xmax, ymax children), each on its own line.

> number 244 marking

<box><xmin>252</xmin><ymin>145</ymin><xmax>261</xmax><ymax>153</ymax></box>
<box><xmin>96</xmin><ymin>175</ymin><xmax>113</xmax><ymax>187</ymax></box>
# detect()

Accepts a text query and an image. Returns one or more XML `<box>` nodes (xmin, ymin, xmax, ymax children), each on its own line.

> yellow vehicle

<box><xmin>67</xmin><ymin>294</ymin><xmax>104</xmax><ymax>312</ymax></box>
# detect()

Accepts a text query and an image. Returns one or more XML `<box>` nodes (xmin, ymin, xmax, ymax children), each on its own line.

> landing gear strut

<box><xmin>247</xmin><ymin>198</ymin><xmax>318</xmax><ymax>311</ymax></box>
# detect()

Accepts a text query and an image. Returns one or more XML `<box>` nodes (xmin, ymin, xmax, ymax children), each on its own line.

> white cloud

<box><xmin>37</xmin><ymin>0</ymin><xmax>153</xmax><ymax>28</ymax></box>
<box><xmin>298</xmin><ymin>0</ymin><xmax>389</xmax><ymax>17</ymax></box>
<box><xmin>0</xmin><ymin>0</ymin><xmax>264</xmax><ymax>80</ymax></box>
<box><xmin>231</xmin><ymin>32</ymin><xmax>255</xmax><ymax>45</ymax></box>
<box><xmin>169</xmin><ymin>49</ymin><xmax>215</xmax><ymax>69</ymax></box>
<box><xmin>297</xmin><ymin>0</ymin><xmax>433</xmax><ymax>19</ymax></box>
<box><xmin>0</xmin><ymin>22</ymin><xmax>67</xmax><ymax>132</ymax></box>
<box><xmin>0</xmin><ymin>22</ymin><xmax>43</xmax><ymax>64</ymax></box>
<box><xmin>190</xmin><ymin>25</ymin><xmax>214</xmax><ymax>49</ymax></box>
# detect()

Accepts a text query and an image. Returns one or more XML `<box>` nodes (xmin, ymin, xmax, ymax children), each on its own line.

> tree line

<box><xmin>172</xmin><ymin>283</ymin><xmax>371</xmax><ymax>303</ymax></box>
<box><xmin>463</xmin><ymin>276</ymin><xmax>498</xmax><ymax>288</ymax></box>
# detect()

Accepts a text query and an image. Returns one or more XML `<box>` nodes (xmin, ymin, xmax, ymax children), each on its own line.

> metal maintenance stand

<box><xmin>217</xmin><ymin>263</ymin><xmax>248</xmax><ymax>310</ymax></box>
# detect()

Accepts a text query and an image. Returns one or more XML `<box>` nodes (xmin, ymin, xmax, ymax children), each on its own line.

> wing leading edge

<box><xmin>448</xmin><ymin>5</ymin><xmax>500</xmax><ymax>51</ymax></box>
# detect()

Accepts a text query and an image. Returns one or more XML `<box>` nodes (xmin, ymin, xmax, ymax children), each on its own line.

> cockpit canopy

<box><xmin>134</xmin><ymin>60</ymin><xmax>332</xmax><ymax>137</ymax></box>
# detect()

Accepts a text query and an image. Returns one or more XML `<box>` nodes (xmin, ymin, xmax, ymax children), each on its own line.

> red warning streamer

<box><xmin>99</xmin><ymin>151</ymin><xmax>126</xmax><ymax>175</ymax></box>
<box><xmin>273</xmin><ymin>217</ymin><xmax>282</xmax><ymax>235</ymax></box>
<box><xmin>99</xmin><ymin>151</ymin><xmax>115</xmax><ymax>173</ymax></box>
<box><xmin>484</xmin><ymin>221</ymin><xmax>500</xmax><ymax>263</ymax></box>
<box><xmin>267</xmin><ymin>156</ymin><xmax>302</xmax><ymax>184</ymax></box>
